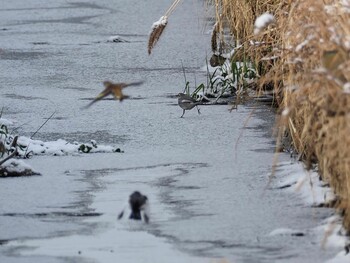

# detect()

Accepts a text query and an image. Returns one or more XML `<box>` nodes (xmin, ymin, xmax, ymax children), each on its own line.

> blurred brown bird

<box><xmin>83</xmin><ymin>81</ymin><xmax>144</xmax><ymax>108</ymax></box>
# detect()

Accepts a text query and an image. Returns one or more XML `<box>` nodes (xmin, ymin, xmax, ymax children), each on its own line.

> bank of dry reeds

<box><xmin>216</xmin><ymin>0</ymin><xmax>350</xmax><ymax>230</ymax></box>
<box><xmin>275</xmin><ymin>0</ymin><xmax>350</xmax><ymax>230</ymax></box>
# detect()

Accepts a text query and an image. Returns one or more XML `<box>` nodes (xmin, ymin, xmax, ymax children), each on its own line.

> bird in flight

<box><xmin>83</xmin><ymin>81</ymin><xmax>144</xmax><ymax>108</ymax></box>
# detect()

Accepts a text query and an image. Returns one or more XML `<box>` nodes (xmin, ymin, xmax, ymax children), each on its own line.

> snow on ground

<box><xmin>274</xmin><ymin>160</ymin><xmax>350</xmax><ymax>262</ymax></box>
<box><xmin>1</xmin><ymin>159</ymin><xmax>39</xmax><ymax>176</ymax></box>
<box><xmin>0</xmin><ymin>118</ymin><xmax>121</xmax><ymax>157</ymax></box>
<box><xmin>0</xmin><ymin>118</ymin><xmax>13</xmax><ymax>126</ymax></box>
<box><xmin>0</xmin><ymin>117</ymin><xmax>122</xmax><ymax>176</ymax></box>
<box><xmin>107</xmin><ymin>35</ymin><xmax>129</xmax><ymax>43</ymax></box>
<box><xmin>17</xmin><ymin>136</ymin><xmax>120</xmax><ymax>156</ymax></box>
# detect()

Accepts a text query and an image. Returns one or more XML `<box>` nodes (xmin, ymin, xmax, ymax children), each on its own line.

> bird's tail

<box><xmin>81</xmin><ymin>89</ymin><xmax>110</xmax><ymax>109</ymax></box>
<box><xmin>129</xmin><ymin>211</ymin><xmax>142</xmax><ymax>220</ymax></box>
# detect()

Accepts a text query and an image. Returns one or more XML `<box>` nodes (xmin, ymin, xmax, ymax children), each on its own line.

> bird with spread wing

<box><xmin>83</xmin><ymin>81</ymin><xmax>144</xmax><ymax>108</ymax></box>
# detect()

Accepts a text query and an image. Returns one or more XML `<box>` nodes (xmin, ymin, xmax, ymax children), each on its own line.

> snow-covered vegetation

<box><xmin>0</xmin><ymin>117</ymin><xmax>122</xmax><ymax>177</ymax></box>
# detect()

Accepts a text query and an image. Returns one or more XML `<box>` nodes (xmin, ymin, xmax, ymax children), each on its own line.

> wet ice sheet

<box><xmin>5</xmin><ymin>163</ymin><xmax>211</xmax><ymax>263</ymax></box>
<box><xmin>0</xmin><ymin>133</ymin><xmax>342</xmax><ymax>263</ymax></box>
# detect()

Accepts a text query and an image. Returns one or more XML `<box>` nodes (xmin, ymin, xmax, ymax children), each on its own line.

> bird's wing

<box><xmin>180</xmin><ymin>94</ymin><xmax>198</xmax><ymax>103</ymax></box>
<box><xmin>181</xmin><ymin>98</ymin><xmax>196</xmax><ymax>104</ymax></box>
<box><xmin>123</xmin><ymin>81</ymin><xmax>144</xmax><ymax>89</ymax></box>
<box><xmin>83</xmin><ymin>88</ymin><xmax>111</xmax><ymax>108</ymax></box>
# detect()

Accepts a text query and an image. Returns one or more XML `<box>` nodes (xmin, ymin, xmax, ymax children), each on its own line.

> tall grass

<box><xmin>275</xmin><ymin>0</ymin><xmax>350</xmax><ymax>230</ymax></box>
<box><xmin>216</xmin><ymin>0</ymin><xmax>350</xmax><ymax>230</ymax></box>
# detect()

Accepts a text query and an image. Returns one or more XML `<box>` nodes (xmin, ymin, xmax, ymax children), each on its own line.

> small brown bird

<box><xmin>83</xmin><ymin>81</ymin><xmax>144</xmax><ymax>108</ymax></box>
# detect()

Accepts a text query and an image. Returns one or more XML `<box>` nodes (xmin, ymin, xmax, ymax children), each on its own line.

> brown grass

<box><xmin>148</xmin><ymin>0</ymin><xmax>182</xmax><ymax>55</ymax></box>
<box><xmin>148</xmin><ymin>17</ymin><xmax>168</xmax><ymax>55</ymax></box>
<box><xmin>211</xmin><ymin>22</ymin><xmax>219</xmax><ymax>53</ymax></box>
<box><xmin>216</xmin><ymin>0</ymin><xmax>350</xmax><ymax>231</ymax></box>
<box><xmin>273</xmin><ymin>1</ymin><xmax>350</xmax><ymax>230</ymax></box>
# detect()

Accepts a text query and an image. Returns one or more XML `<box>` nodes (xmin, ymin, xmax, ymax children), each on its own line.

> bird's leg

<box><xmin>142</xmin><ymin>202</ymin><xmax>150</xmax><ymax>223</ymax></box>
<box><xmin>117</xmin><ymin>210</ymin><xmax>124</xmax><ymax>220</ymax></box>
<box><xmin>180</xmin><ymin>109</ymin><xmax>185</xmax><ymax>118</ymax></box>
<box><xmin>196</xmin><ymin>105</ymin><xmax>201</xmax><ymax>115</ymax></box>
<box><xmin>143</xmin><ymin>213</ymin><xmax>150</xmax><ymax>223</ymax></box>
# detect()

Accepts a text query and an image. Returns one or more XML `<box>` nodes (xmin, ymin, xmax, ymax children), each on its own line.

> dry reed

<box><xmin>272</xmin><ymin>1</ymin><xmax>350</xmax><ymax>228</ymax></box>
<box><xmin>215</xmin><ymin>0</ymin><xmax>350</xmax><ymax>231</ymax></box>
<box><xmin>211</xmin><ymin>22</ymin><xmax>219</xmax><ymax>53</ymax></box>
<box><xmin>148</xmin><ymin>0</ymin><xmax>182</xmax><ymax>55</ymax></box>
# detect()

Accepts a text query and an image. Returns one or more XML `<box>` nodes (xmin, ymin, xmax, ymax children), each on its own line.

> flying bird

<box><xmin>83</xmin><ymin>81</ymin><xmax>144</xmax><ymax>108</ymax></box>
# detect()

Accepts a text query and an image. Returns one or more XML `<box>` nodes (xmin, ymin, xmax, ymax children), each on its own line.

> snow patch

<box><xmin>1</xmin><ymin>159</ymin><xmax>39</xmax><ymax>177</ymax></box>
<box><xmin>16</xmin><ymin>136</ymin><xmax>120</xmax><ymax>156</ymax></box>
<box><xmin>151</xmin><ymin>16</ymin><xmax>168</xmax><ymax>30</ymax></box>
<box><xmin>107</xmin><ymin>35</ymin><xmax>129</xmax><ymax>43</ymax></box>
<box><xmin>254</xmin><ymin>13</ymin><xmax>275</xmax><ymax>35</ymax></box>
<box><xmin>276</xmin><ymin>161</ymin><xmax>350</xmax><ymax>261</ymax></box>
<box><xmin>0</xmin><ymin>118</ymin><xmax>13</xmax><ymax>126</ymax></box>
<box><xmin>343</xmin><ymin>83</ymin><xmax>350</xmax><ymax>94</ymax></box>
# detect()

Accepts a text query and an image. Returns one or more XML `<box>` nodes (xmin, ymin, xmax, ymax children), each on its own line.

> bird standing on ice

<box><xmin>177</xmin><ymin>93</ymin><xmax>201</xmax><ymax>118</ymax></box>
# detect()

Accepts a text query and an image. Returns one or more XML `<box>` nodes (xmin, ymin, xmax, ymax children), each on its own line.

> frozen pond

<box><xmin>0</xmin><ymin>0</ymin><xmax>340</xmax><ymax>262</ymax></box>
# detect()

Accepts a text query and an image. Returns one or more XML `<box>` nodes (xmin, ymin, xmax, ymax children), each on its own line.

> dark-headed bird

<box><xmin>118</xmin><ymin>191</ymin><xmax>149</xmax><ymax>223</ymax></box>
